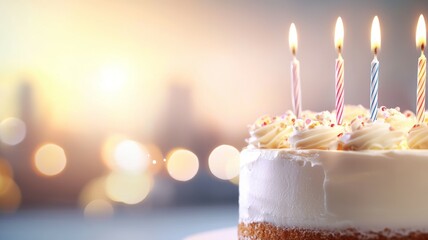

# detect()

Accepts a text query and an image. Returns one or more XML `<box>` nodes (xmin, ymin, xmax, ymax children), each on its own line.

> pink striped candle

<box><xmin>334</xmin><ymin>17</ymin><xmax>345</xmax><ymax>125</ymax></box>
<box><xmin>289</xmin><ymin>23</ymin><xmax>301</xmax><ymax>118</ymax></box>
<box><xmin>335</xmin><ymin>55</ymin><xmax>344</xmax><ymax>125</ymax></box>
<box><xmin>416</xmin><ymin>14</ymin><xmax>426</xmax><ymax>123</ymax></box>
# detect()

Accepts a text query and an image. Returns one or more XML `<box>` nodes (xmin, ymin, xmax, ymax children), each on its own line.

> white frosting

<box><xmin>239</xmin><ymin>149</ymin><xmax>428</xmax><ymax>231</ymax></box>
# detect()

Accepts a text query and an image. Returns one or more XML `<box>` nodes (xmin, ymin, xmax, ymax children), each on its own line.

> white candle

<box><xmin>370</xmin><ymin>16</ymin><xmax>381</xmax><ymax>122</ymax></box>
<box><xmin>289</xmin><ymin>23</ymin><xmax>302</xmax><ymax>118</ymax></box>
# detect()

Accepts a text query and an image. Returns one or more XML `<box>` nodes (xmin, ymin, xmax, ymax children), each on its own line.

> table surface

<box><xmin>184</xmin><ymin>227</ymin><xmax>237</xmax><ymax>240</ymax></box>
<box><xmin>0</xmin><ymin>205</ymin><xmax>238</xmax><ymax>240</ymax></box>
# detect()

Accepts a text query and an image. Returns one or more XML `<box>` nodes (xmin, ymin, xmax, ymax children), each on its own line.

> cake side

<box><xmin>239</xmin><ymin>149</ymin><xmax>428</xmax><ymax>233</ymax></box>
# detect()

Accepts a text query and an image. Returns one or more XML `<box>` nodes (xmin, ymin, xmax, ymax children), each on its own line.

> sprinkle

<box><xmin>337</xmin><ymin>133</ymin><xmax>343</xmax><ymax>137</ymax></box>
<box><xmin>330</xmin><ymin>123</ymin><xmax>335</xmax><ymax>127</ymax></box>
<box><xmin>381</xmin><ymin>106</ymin><xmax>387</xmax><ymax>111</ymax></box>
<box><xmin>305</xmin><ymin>119</ymin><xmax>311</xmax><ymax>125</ymax></box>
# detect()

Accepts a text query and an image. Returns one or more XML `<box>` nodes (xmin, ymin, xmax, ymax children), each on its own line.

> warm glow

<box><xmin>84</xmin><ymin>199</ymin><xmax>114</xmax><ymax>218</ymax></box>
<box><xmin>34</xmin><ymin>144</ymin><xmax>67</xmax><ymax>176</ymax></box>
<box><xmin>114</xmin><ymin>140</ymin><xmax>149</xmax><ymax>173</ymax></box>
<box><xmin>97</xmin><ymin>64</ymin><xmax>128</xmax><ymax>93</ymax></box>
<box><xmin>371</xmin><ymin>16</ymin><xmax>381</xmax><ymax>53</ymax></box>
<box><xmin>105</xmin><ymin>172</ymin><xmax>152</xmax><ymax>205</ymax></box>
<box><xmin>208</xmin><ymin>145</ymin><xmax>240</xmax><ymax>180</ymax></box>
<box><xmin>0</xmin><ymin>117</ymin><xmax>26</xmax><ymax>146</ymax></box>
<box><xmin>166</xmin><ymin>149</ymin><xmax>199</xmax><ymax>181</ymax></box>
<box><xmin>335</xmin><ymin>17</ymin><xmax>344</xmax><ymax>51</ymax></box>
<box><xmin>289</xmin><ymin>23</ymin><xmax>298</xmax><ymax>54</ymax></box>
<box><xmin>416</xmin><ymin>14</ymin><xmax>426</xmax><ymax>49</ymax></box>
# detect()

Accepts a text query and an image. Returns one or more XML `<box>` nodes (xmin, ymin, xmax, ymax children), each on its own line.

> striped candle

<box><xmin>334</xmin><ymin>17</ymin><xmax>344</xmax><ymax>125</ymax></box>
<box><xmin>416</xmin><ymin>14</ymin><xmax>426</xmax><ymax>123</ymax></box>
<box><xmin>335</xmin><ymin>54</ymin><xmax>344</xmax><ymax>125</ymax></box>
<box><xmin>370</xmin><ymin>16</ymin><xmax>381</xmax><ymax>122</ymax></box>
<box><xmin>291</xmin><ymin>58</ymin><xmax>301</xmax><ymax>118</ymax></box>
<box><xmin>370</xmin><ymin>57</ymin><xmax>379</xmax><ymax>121</ymax></box>
<box><xmin>289</xmin><ymin>23</ymin><xmax>301</xmax><ymax>118</ymax></box>
<box><xmin>417</xmin><ymin>53</ymin><xmax>426</xmax><ymax>123</ymax></box>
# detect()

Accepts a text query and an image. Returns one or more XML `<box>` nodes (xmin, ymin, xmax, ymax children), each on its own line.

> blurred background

<box><xmin>0</xmin><ymin>0</ymin><xmax>427</xmax><ymax>239</ymax></box>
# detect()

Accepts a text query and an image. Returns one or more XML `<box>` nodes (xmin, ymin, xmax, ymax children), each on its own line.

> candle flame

<box><xmin>289</xmin><ymin>23</ymin><xmax>298</xmax><ymax>55</ymax></box>
<box><xmin>335</xmin><ymin>17</ymin><xmax>344</xmax><ymax>51</ymax></box>
<box><xmin>416</xmin><ymin>14</ymin><xmax>426</xmax><ymax>50</ymax></box>
<box><xmin>371</xmin><ymin>16</ymin><xmax>381</xmax><ymax>54</ymax></box>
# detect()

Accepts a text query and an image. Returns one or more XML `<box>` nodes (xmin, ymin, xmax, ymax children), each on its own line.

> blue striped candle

<box><xmin>370</xmin><ymin>57</ymin><xmax>379</xmax><ymax>121</ymax></box>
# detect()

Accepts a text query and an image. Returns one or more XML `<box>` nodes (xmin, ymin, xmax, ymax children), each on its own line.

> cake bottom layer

<box><xmin>238</xmin><ymin>222</ymin><xmax>428</xmax><ymax>240</ymax></box>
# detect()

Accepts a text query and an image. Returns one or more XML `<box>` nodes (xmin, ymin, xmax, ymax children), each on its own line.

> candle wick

<box><xmin>292</xmin><ymin>48</ymin><xmax>296</xmax><ymax>56</ymax></box>
<box><xmin>422</xmin><ymin>44</ymin><xmax>425</xmax><ymax>52</ymax></box>
<box><xmin>374</xmin><ymin>47</ymin><xmax>378</xmax><ymax>55</ymax></box>
<box><xmin>338</xmin><ymin>46</ymin><xmax>342</xmax><ymax>54</ymax></box>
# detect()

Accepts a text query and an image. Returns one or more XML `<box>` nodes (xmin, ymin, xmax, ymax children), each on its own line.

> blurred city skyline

<box><xmin>0</xmin><ymin>0</ymin><xmax>427</xmax><ymax>211</ymax></box>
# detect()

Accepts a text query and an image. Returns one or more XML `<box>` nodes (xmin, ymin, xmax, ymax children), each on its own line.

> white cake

<box><xmin>238</xmin><ymin>106</ymin><xmax>428</xmax><ymax>239</ymax></box>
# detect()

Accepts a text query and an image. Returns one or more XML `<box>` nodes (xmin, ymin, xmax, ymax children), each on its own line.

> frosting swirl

<box><xmin>377</xmin><ymin>106</ymin><xmax>416</xmax><ymax>134</ymax></box>
<box><xmin>290</xmin><ymin>112</ymin><xmax>343</xmax><ymax>150</ymax></box>
<box><xmin>247</xmin><ymin>113</ymin><xmax>295</xmax><ymax>148</ymax></box>
<box><xmin>408</xmin><ymin>124</ymin><xmax>428</xmax><ymax>149</ymax></box>
<box><xmin>341</xmin><ymin>117</ymin><xmax>405</xmax><ymax>150</ymax></box>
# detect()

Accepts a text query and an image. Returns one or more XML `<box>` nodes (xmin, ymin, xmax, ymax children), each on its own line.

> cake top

<box><xmin>247</xmin><ymin>105</ymin><xmax>428</xmax><ymax>150</ymax></box>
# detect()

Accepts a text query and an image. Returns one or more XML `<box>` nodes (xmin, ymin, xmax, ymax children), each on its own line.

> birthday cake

<box><xmin>238</xmin><ymin>106</ymin><xmax>428</xmax><ymax>239</ymax></box>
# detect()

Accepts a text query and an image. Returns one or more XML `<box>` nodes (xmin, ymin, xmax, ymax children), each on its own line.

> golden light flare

<box><xmin>371</xmin><ymin>16</ymin><xmax>381</xmax><ymax>53</ymax></box>
<box><xmin>105</xmin><ymin>172</ymin><xmax>152</xmax><ymax>205</ymax></box>
<box><xmin>289</xmin><ymin>23</ymin><xmax>298</xmax><ymax>55</ymax></box>
<box><xmin>0</xmin><ymin>117</ymin><xmax>26</xmax><ymax>146</ymax></box>
<box><xmin>84</xmin><ymin>199</ymin><xmax>114</xmax><ymax>218</ymax></box>
<box><xmin>208</xmin><ymin>145</ymin><xmax>240</xmax><ymax>180</ymax></box>
<box><xmin>114</xmin><ymin>140</ymin><xmax>149</xmax><ymax>173</ymax></box>
<box><xmin>416</xmin><ymin>14</ymin><xmax>426</xmax><ymax>49</ymax></box>
<box><xmin>166</xmin><ymin>149</ymin><xmax>199</xmax><ymax>181</ymax></box>
<box><xmin>335</xmin><ymin>17</ymin><xmax>344</xmax><ymax>51</ymax></box>
<box><xmin>34</xmin><ymin>143</ymin><xmax>67</xmax><ymax>176</ymax></box>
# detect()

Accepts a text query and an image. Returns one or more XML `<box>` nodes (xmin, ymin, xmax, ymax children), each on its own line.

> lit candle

<box><xmin>416</xmin><ymin>14</ymin><xmax>426</xmax><ymax>123</ymax></box>
<box><xmin>334</xmin><ymin>17</ymin><xmax>344</xmax><ymax>125</ymax></box>
<box><xmin>370</xmin><ymin>16</ymin><xmax>381</xmax><ymax>122</ymax></box>
<box><xmin>289</xmin><ymin>23</ymin><xmax>302</xmax><ymax>118</ymax></box>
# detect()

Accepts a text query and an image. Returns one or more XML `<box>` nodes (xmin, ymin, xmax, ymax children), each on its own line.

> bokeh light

<box><xmin>105</xmin><ymin>172</ymin><xmax>152</xmax><ymax>205</ymax></box>
<box><xmin>114</xmin><ymin>140</ymin><xmax>148</xmax><ymax>173</ymax></box>
<box><xmin>208</xmin><ymin>145</ymin><xmax>240</xmax><ymax>180</ymax></box>
<box><xmin>84</xmin><ymin>199</ymin><xmax>114</xmax><ymax>218</ymax></box>
<box><xmin>101</xmin><ymin>134</ymin><xmax>126</xmax><ymax>170</ymax></box>
<box><xmin>34</xmin><ymin>143</ymin><xmax>67</xmax><ymax>176</ymax></box>
<box><xmin>166</xmin><ymin>149</ymin><xmax>199</xmax><ymax>181</ymax></box>
<box><xmin>0</xmin><ymin>159</ymin><xmax>13</xmax><ymax>178</ymax></box>
<box><xmin>0</xmin><ymin>117</ymin><xmax>26</xmax><ymax>146</ymax></box>
<box><xmin>79</xmin><ymin>176</ymin><xmax>109</xmax><ymax>208</ymax></box>
<box><xmin>0</xmin><ymin>175</ymin><xmax>21</xmax><ymax>212</ymax></box>
<box><xmin>229</xmin><ymin>175</ymin><xmax>240</xmax><ymax>186</ymax></box>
